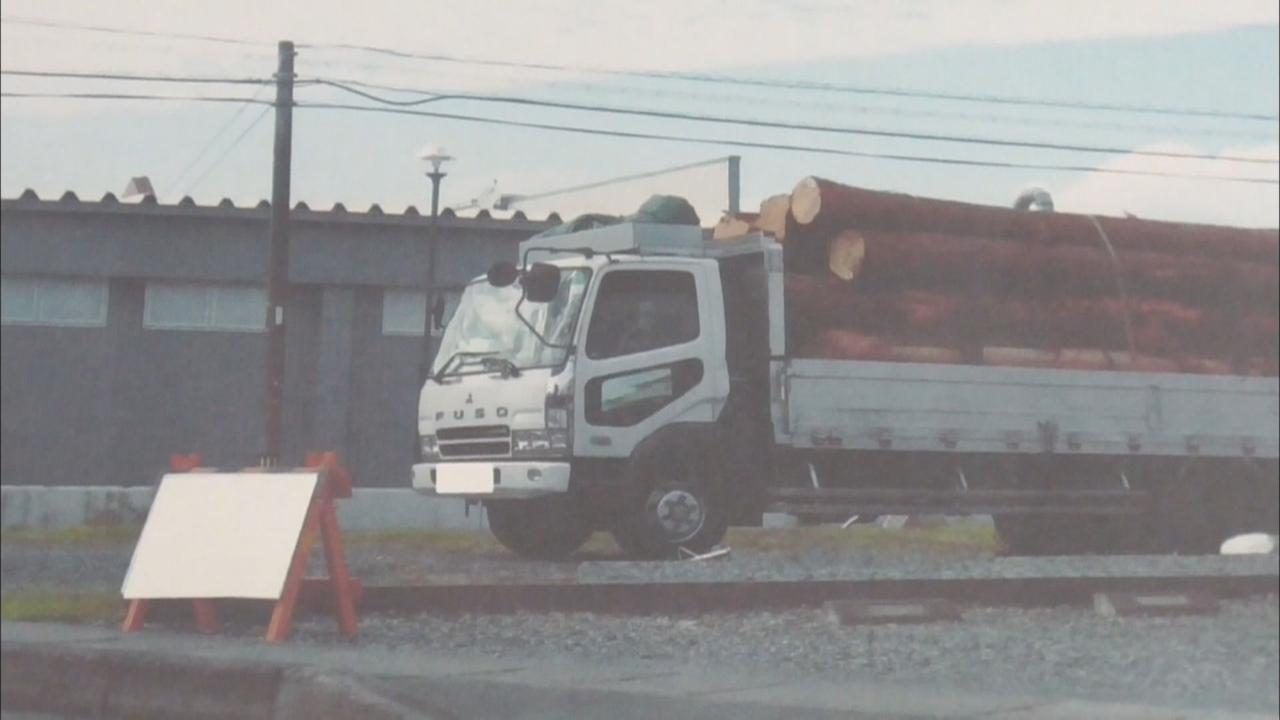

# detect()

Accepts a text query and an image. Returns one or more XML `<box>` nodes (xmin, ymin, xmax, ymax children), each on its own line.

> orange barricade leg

<box><xmin>320</xmin><ymin>497</ymin><xmax>359</xmax><ymax>638</ymax></box>
<box><xmin>122</xmin><ymin>599</ymin><xmax>150</xmax><ymax>633</ymax></box>
<box><xmin>266</xmin><ymin>500</ymin><xmax>321</xmax><ymax>643</ymax></box>
<box><xmin>192</xmin><ymin>599</ymin><xmax>219</xmax><ymax>634</ymax></box>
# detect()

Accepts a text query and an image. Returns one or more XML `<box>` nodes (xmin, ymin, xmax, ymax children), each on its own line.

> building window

<box><xmin>382</xmin><ymin>288</ymin><xmax>461</xmax><ymax>337</ymax></box>
<box><xmin>1</xmin><ymin>275</ymin><xmax>108</xmax><ymax>327</ymax></box>
<box><xmin>144</xmin><ymin>282</ymin><xmax>266</xmax><ymax>331</ymax></box>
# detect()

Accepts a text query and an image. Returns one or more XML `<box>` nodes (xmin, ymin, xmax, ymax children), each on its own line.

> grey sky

<box><xmin>1</xmin><ymin>1</ymin><xmax>1277</xmax><ymax>226</ymax></box>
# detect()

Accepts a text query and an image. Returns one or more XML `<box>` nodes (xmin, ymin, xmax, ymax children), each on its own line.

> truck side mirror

<box><xmin>487</xmin><ymin>261</ymin><xmax>519</xmax><ymax>287</ymax></box>
<box><xmin>524</xmin><ymin>263</ymin><xmax>561</xmax><ymax>303</ymax></box>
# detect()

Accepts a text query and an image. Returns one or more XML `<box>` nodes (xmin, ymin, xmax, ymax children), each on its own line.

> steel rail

<box><xmin>298</xmin><ymin>572</ymin><xmax>1277</xmax><ymax>616</ymax></box>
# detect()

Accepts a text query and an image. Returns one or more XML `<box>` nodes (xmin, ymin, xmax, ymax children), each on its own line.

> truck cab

<box><xmin>413</xmin><ymin>223</ymin><xmax>776</xmax><ymax>558</ymax></box>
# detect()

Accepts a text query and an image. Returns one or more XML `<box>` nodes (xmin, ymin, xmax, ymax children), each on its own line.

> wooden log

<box><xmin>712</xmin><ymin>212</ymin><xmax>759</xmax><ymax>241</ymax></box>
<box><xmin>815</xmin><ymin>229</ymin><xmax>1279</xmax><ymax>303</ymax></box>
<box><xmin>784</xmin><ymin>274</ymin><xmax>1271</xmax><ymax>360</ymax></box>
<box><xmin>757</xmin><ymin>194</ymin><xmax>792</xmax><ymax>241</ymax></box>
<box><xmin>828</xmin><ymin>230</ymin><xmax>866</xmax><ymax>281</ymax></box>
<box><xmin>789</xmin><ymin>176</ymin><xmax>1280</xmax><ymax>265</ymax></box>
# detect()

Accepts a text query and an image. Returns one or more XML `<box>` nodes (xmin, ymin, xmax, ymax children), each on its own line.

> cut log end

<box><xmin>790</xmin><ymin>176</ymin><xmax>823</xmax><ymax>226</ymax></box>
<box><xmin>828</xmin><ymin>230</ymin><xmax>867</xmax><ymax>281</ymax></box>
<box><xmin>713</xmin><ymin>212</ymin><xmax>758</xmax><ymax>241</ymax></box>
<box><xmin>757</xmin><ymin>194</ymin><xmax>792</xmax><ymax>241</ymax></box>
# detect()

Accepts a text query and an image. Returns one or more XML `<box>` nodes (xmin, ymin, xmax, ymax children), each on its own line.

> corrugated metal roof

<box><xmin>1</xmin><ymin>189</ymin><xmax>563</xmax><ymax>227</ymax></box>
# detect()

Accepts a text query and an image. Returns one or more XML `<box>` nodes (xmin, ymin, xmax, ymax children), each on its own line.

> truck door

<box><xmin>573</xmin><ymin>263</ymin><xmax>726</xmax><ymax>458</ymax></box>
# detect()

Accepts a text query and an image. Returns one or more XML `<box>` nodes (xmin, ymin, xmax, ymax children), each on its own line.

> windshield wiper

<box><xmin>431</xmin><ymin>351</ymin><xmax>498</xmax><ymax>382</ymax></box>
<box><xmin>480</xmin><ymin>356</ymin><xmax>522</xmax><ymax>378</ymax></box>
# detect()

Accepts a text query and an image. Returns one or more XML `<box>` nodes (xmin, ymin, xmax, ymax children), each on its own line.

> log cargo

<box><xmin>702</xmin><ymin>177</ymin><xmax>1279</xmax><ymax>375</ymax></box>
<box><xmin>784</xmin><ymin>229</ymin><xmax>1278</xmax><ymax>305</ymax></box>
<box><xmin>784</xmin><ymin>273</ymin><xmax>1274</xmax><ymax>360</ymax></box>
<box><xmin>789</xmin><ymin>176</ymin><xmax>1280</xmax><ymax>265</ymax></box>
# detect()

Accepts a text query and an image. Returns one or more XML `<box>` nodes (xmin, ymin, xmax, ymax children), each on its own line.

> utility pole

<box><xmin>263</xmin><ymin>40</ymin><xmax>295</xmax><ymax>465</ymax></box>
<box><xmin>416</xmin><ymin>147</ymin><xmax>452</xmax><ymax>385</ymax></box>
<box><xmin>727</xmin><ymin>155</ymin><xmax>741</xmax><ymax>214</ymax></box>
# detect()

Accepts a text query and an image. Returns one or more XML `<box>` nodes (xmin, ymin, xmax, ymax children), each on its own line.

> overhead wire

<box><xmin>170</xmin><ymin>83</ymin><xmax>272</xmax><ymax>197</ymax></box>
<box><xmin>0</xmin><ymin>91</ymin><xmax>274</xmax><ymax>105</ymax></box>
<box><xmin>180</xmin><ymin>104</ymin><xmax>273</xmax><ymax>194</ymax></box>
<box><xmin>303</xmin><ymin>41</ymin><xmax>1280</xmax><ymax>122</ymax></box>
<box><xmin>293</xmin><ymin>100</ymin><xmax>1279</xmax><ymax>185</ymax></box>
<box><xmin>1</xmin><ymin>69</ymin><xmax>273</xmax><ymax>85</ymax></box>
<box><xmin>0</xmin><ymin>14</ymin><xmax>269</xmax><ymax>47</ymax></box>
<box><xmin>3</xmin><ymin>15</ymin><xmax>1273</xmax><ymax>122</ymax></box>
<box><xmin>4</xmin><ymin>87</ymin><xmax>1273</xmax><ymax>183</ymax></box>
<box><xmin>306</xmin><ymin>78</ymin><xmax>1280</xmax><ymax>165</ymax></box>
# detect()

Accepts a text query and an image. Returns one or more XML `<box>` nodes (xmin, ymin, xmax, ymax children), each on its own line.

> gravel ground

<box><xmin>578</xmin><ymin>551</ymin><xmax>1280</xmax><ymax>583</ymax></box>
<box><xmin>3</xmin><ymin>527</ymin><xmax>1274</xmax><ymax>591</ymax></box>
<box><xmin>3</xmin><ymin>525</ymin><xmax>990</xmax><ymax>592</ymax></box>
<box><xmin>5</xmin><ymin>528</ymin><xmax>1277</xmax><ymax>714</ymax></box>
<box><xmin>284</xmin><ymin>598</ymin><xmax>1280</xmax><ymax>715</ymax></box>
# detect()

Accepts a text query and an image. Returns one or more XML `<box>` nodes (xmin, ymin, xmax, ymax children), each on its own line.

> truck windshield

<box><xmin>432</xmin><ymin>268</ymin><xmax>591</xmax><ymax>377</ymax></box>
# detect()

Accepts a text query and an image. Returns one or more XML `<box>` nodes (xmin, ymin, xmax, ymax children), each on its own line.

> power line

<box><xmin>293</xmin><ymin>100</ymin><xmax>1278</xmax><ymax>185</ymax></box>
<box><xmin>171</xmin><ymin>84</ymin><xmax>272</xmax><ymax>197</ymax></box>
<box><xmin>4</xmin><ymin>89</ymin><xmax>1274</xmax><ymax>184</ymax></box>
<box><xmin>309</xmin><ymin>78</ymin><xmax>1280</xmax><ymax>165</ymax></box>
<box><xmin>303</xmin><ymin>41</ymin><xmax>1280</xmax><ymax>123</ymax></box>
<box><xmin>181</xmin><ymin>105</ymin><xmax>273</xmax><ymax>194</ymax></box>
<box><xmin>2</xmin><ymin>69</ymin><xmax>272</xmax><ymax>85</ymax></box>
<box><xmin>0</xmin><ymin>14</ymin><xmax>268</xmax><ymax>47</ymax></box>
<box><xmin>4</xmin><ymin>15</ymin><xmax>1271</xmax><ymax>123</ymax></box>
<box><xmin>0</xmin><ymin>91</ymin><xmax>273</xmax><ymax>105</ymax></box>
<box><xmin>294</xmin><ymin>47</ymin><xmax>1280</xmax><ymax>140</ymax></box>
<box><xmin>508</xmin><ymin>75</ymin><xmax>1280</xmax><ymax>141</ymax></box>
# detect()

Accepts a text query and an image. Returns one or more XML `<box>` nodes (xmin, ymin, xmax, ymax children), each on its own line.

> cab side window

<box><xmin>585</xmin><ymin>270</ymin><xmax>699</xmax><ymax>360</ymax></box>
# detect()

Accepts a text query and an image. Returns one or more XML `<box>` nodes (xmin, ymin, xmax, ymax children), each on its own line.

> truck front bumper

<box><xmin>412</xmin><ymin>460</ymin><xmax>571</xmax><ymax>499</ymax></box>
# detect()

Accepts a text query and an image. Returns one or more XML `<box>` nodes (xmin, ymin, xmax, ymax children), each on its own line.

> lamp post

<box><xmin>417</xmin><ymin>145</ymin><xmax>453</xmax><ymax>383</ymax></box>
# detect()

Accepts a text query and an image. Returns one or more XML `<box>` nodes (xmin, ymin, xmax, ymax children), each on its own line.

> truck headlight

<box><xmin>545</xmin><ymin>406</ymin><xmax>570</xmax><ymax>429</ymax></box>
<box><xmin>546</xmin><ymin>388</ymin><xmax>572</xmax><ymax>430</ymax></box>
<box><xmin>419</xmin><ymin>434</ymin><xmax>440</xmax><ymax>461</ymax></box>
<box><xmin>512</xmin><ymin>429</ymin><xmax>569</xmax><ymax>457</ymax></box>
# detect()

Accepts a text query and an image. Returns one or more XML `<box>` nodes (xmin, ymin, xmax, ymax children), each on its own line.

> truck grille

<box><xmin>437</xmin><ymin>425</ymin><xmax>511</xmax><ymax>458</ymax></box>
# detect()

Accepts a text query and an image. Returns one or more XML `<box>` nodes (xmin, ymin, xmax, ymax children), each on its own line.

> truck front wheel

<box><xmin>485</xmin><ymin>496</ymin><xmax>593</xmax><ymax>560</ymax></box>
<box><xmin>612</xmin><ymin>439</ymin><xmax>729</xmax><ymax>559</ymax></box>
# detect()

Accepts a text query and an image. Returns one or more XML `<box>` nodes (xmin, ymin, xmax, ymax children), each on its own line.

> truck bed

<box><xmin>777</xmin><ymin>359</ymin><xmax>1280</xmax><ymax>459</ymax></box>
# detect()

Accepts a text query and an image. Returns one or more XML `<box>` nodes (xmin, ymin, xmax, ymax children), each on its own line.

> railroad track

<box><xmin>300</xmin><ymin>568</ymin><xmax>1279</xmax><ymax>617</ymax></box>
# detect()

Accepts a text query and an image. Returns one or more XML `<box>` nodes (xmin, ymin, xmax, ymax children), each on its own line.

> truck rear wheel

<box><xmin>612</xmin><ymin>437</ymin><xmax>729</xmax><ymax>559</ymax></box>
<box><xmin>485</xmin><ymin>496</ymin><xmax>592</xmax><ymax>560</ymax></box>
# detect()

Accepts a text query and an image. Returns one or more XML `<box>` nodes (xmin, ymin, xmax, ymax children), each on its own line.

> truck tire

<box><xmin>612</xmin><ymin>435</ymin><xmax>729</xmax><ymax>559</ymax></box>
<box><xmin>485</xmin><ymin>496</ymin><xmax>593</xmax><ymax>560</ymax></box>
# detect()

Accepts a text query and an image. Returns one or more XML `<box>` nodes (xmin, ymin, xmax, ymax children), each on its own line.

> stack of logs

<box><xmin>713</xmin><ymin>177</ymin><xmax>1279</xmax><ymax>376</ymax></box>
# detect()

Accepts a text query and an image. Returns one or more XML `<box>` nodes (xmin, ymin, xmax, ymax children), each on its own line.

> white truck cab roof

<box><xmin>518</xmin><ymin>222</ymin><xmax>774</xmax><ymax>266</ymax></box>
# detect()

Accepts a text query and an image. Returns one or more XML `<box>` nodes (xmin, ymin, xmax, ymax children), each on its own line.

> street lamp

<box><xmin>417</xmin><ymin>144</ymin><xmax>453</xmax><ymax>218</ymax></box>
<box><xmin>417</xmin><ymin>144</ymin><xmax>453</xmax><ymax>384</ymax></box>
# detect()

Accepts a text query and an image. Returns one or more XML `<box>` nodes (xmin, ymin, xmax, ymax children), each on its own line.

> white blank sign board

<box><xmin>121</xmin><ymin>472</ymin><xmax>319</xmax><ymax>600</ymax></box>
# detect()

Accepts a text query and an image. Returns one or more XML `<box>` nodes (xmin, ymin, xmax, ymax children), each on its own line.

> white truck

<box><xmin>412</xmin><ymin>222</ymin><xmax>1279</xmax><ymax>558</ymax></box>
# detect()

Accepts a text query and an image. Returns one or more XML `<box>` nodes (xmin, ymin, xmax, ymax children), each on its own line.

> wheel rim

<box><xmin>648</xmin><ymin>488</ymin><xmax>706</xmax><ymax>544</ymax></box>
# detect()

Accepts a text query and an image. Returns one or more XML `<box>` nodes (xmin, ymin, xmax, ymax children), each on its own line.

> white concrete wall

<box><xmin>0</xmin><ymin>486</ymin><xmax>487</xmax><ymax>532</ymax></box>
